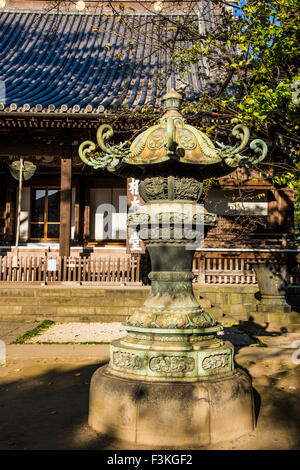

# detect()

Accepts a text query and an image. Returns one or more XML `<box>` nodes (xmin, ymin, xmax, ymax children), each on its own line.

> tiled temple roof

<box><xmin>0</xmin><ymin>9</ymin><xmax>213</xmax><ymax>116</ymax></box>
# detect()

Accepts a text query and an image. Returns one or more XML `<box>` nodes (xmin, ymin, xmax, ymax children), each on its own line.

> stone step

<box><xmin>206</xmin><ymin>306</ymin><xmax>223</xmax><ymax>319</ymax></box>
<box><xmin>0</xmin><ymin>287</ymin><xmax>149</xmax><ymax>297</ymax></box>
<box><xmin>0</xmin><ymin>313</ymin><xmax>128</xmax><ymax>323</ymax></box>
<box><xmin>0</xmin><ymin>286</ymin><xmax>297</xmax><ymax>325</ymax></box>
<box><xmin>249</xmin><ymin>311</ymin><xmax>300</xmax><ymax>325</ymax></box>
<box><xmin>197</xmin><ymin>297</ymin><xmax>212</xmax><ymax>309</ymax></box>
<box><xmin>0</xmin><ymin>296</ymin><xmax>141</xmax><ymax>307</ymax></box>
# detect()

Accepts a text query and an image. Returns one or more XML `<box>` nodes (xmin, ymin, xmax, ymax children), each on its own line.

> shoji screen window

<box><xmin>30</xmin><ymin>188</ymin><xmax>60</xmax><ymax>240</ymax></box>
<box><xmin>90</xmin><ymin>187</ymin><xmax>127</xmax><ymax>240</ymax></box>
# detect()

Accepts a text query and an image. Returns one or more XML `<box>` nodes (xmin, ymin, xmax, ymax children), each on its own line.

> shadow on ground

<box><xmin>237</xmin><ymin>320</ymin><xmax>284</xmax><ymax>337</ymax></box>
<box><xmin>221</xmin><ymin>320</ymin><xmax>289</xmax><ymax>355</ymax></box>
<box><xmin>0</xmin><ymin>361</ymin><xmax>120</xmax><ymax>450</ymax></box>
<box><xmin>0</xmin><ymin>356</ymin><xmax>300</xmax><ymax>450</ymax></box>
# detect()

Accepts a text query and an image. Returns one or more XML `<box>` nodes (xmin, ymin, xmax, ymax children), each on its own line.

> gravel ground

<box><xmin>27</xmin><ymin>322</ymin><xmax>127</xmax><ymax>343</ymax></box>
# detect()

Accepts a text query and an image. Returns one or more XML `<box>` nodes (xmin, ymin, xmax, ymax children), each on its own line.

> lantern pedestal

<box><xmin>78</xmin><ymin>90</ymin><xmax>267</xmax><ymax>448</ymax></box>
<box><xmin>89</xmin><ymin>366</ymin><xmax>254</xmax><ymax>447</ymax></box>
<box><xmin>88</xmin><ymin>194</ymin><xmax>255</xmax><ymax>447</ymax></box>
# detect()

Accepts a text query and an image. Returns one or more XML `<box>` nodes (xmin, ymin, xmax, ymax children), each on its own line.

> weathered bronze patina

<box><xmin>79</xmin><ymin>90</ymin><xmax>267</xmax><ymax>445</ymax></box>
<box><xmin>79</xmin><ymin>88</ymin><xmax>267</xmax><ymax>174</ymax></box>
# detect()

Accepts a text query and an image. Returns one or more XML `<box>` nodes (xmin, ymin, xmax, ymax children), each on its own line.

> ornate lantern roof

<box><xmin>79</xmin><ymin>89</ymin><xmax>267</xmax><ymax>177</ymax></box>
<box><xmin>127</xmin><ymin>89</ymin><xmax>224</xmax><ymax>165</ymax></box>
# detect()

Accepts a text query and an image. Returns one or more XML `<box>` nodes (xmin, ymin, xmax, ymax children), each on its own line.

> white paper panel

<box><xmin>90</xmin><ymin>188</ymin><xmax>127</xmax><ymax>240</ymax></box>
<box><xmin>18</xmin><ymin>187</ymin><xmax>30</xmax><ymax>239</ymax></box>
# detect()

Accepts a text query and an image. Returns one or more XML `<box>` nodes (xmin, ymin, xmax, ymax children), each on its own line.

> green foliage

<box><xmin>13</xmin><ymin>320</ymin><xmax>55</xmax><ymax>344</ymax></box>
<box><xmin>293</xmin><ymin>166</ymin><xmax>300</xmax><ymax>240</ymax></box>
<box><xmin>202</xmin><ymin>177</ymin><xmax>219</xmax><ymax>196</ymax></box>
<box><xmin>179</xmin><ymin>1</ymin><xmax>299</xmax><ymax>141</ymax></box>
<box><xmin>295</xmin><ymin>210</ymin><xmax>300</xmax><ymax>240</ymax></box>
<box><xmin>176</xmin><ymin>0</ymin><xmax>299</xmax><ymax>232</ymax></box>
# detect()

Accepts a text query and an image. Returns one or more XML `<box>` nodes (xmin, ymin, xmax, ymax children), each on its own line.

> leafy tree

<box><xmin>175</xmin><ymin>1</ymin><xmax>299</xmax><ymax>159</ymax></box>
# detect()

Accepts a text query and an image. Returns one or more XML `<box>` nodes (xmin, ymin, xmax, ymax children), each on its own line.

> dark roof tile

<box><xmin>0</xmin><ymin>9</ymin><xmax>210</xmax><ymax>114</ymax></box>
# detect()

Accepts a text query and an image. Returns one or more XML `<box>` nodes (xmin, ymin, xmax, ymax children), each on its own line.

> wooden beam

<box><xmin>59</xmin><ymin>157</ymin><xmax>72</xmax><ymax>257</ymax></box>
<box><xmin>0</xmin><ymin>143</ymin><xmax>75</xmax><ymax>158</ymax></box>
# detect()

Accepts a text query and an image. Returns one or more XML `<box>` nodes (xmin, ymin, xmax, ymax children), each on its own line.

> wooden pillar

<box><xmin>0</xmin><ymin>176</ymin><xmax>7</xmax><ymax>241</ymax></box>
<box><xmin>76</xmin><ymin>177</ymin><xmax>87</xmax><ymax>244</ymax></box>
<box><xmin>277</xmin><ymin>188</ymin><xmax>294</xmax><ymax>234</ymax></box>
<box><xmin>268</xmin><ymin>189</ymin><xmax>278</xmax><ymax>228</ymax></box>
<box><xmin>59</xmin><ymin>156</ymin><xmax>72</xmax><ymax>257</ymax></box>
<box><xmin>83</xmin><ymin>179</ymin><xmax>90</xmax><ymax>242</ymax></box>
<box><xmin>269</xmin><ymin>188</ymin><xmax>294</xmax><ymax>235</ymax></box>
<box><xmin>74</xmin><ymin>183</ymin><xmax>80</xmax><ymax>242</ymax></box>
<box><xmin>4</xmin><ymin>183</ymin><xmax>16</xmax><ymax>244</ymax></box>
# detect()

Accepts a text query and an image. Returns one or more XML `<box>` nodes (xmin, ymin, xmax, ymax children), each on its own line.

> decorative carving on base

<box><xmin>126</xmin><ymin>309</ymin><xmax>218</xmax><ymax>329</ymax></box>
<box><xmin>202</xmin><ymin>353</ymin><xmax>231</xmax><ymax>371</ymax></box>
<box><xmin>109</xmin><ymin>342</ymin><xmax>234</xmax><ymax>380</ymax></box>
<box><xmin>127</xmin><ymin>209</ymin><xmax>218</xmax><ymax>228</ymax></box>
<box><xmin>149</xmin><ymin>356</ymin><xmax>195</xmax><ymax>373</ymax></box>
<box><xmin>126</xmin><ymin>332</ymin><xmax>215</xmax><ymax>343</ymax></box>
<box><xmin>113</xmin><ymin>351</ymin><xmax>142</xmax><ymax>370</ymax></box>
<box><xmin>201</xmin><ymin>351</ymin><xmax>232</xmax><ymax>375</ymax></box>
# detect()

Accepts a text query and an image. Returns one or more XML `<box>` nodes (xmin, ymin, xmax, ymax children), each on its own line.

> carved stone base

<box><xmin>107</xmin><ymin>326</ymin><xmax>234</xmax><ymax>381</ymax></box>
<box><xmin>89</xmin><ymin>366</ymin><xmax>255</xmax><ymax>447</ymax></box>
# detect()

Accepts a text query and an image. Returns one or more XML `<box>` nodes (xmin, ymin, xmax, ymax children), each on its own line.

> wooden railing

<box><xmin>0</xmin><ymin>255</ymin><xmax>141</xmax><ymax>284</ymax></box>
<box><xmin>192</xmin><ymin>256</ymin><xmax>300</xmax><ymax>285</ymax></box>
<box><xmin>0</xmin><ymin>254</ymin><xmax>299</xmax><ymax>285</ymax></box>
<box><xmin>193</xmin><ymin>256</ymin><xmax>257</xmax><ymax>284</ymax></box>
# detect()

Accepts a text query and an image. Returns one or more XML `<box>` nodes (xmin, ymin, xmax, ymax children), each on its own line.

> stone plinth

<box><xmin>252</xmin><ymin>262</ymin><xmax>292</xmax><ymax>313</ymax></box>
<box><xmin>89</xmin><ymin>366</ymin><xmax>255</xmax><ymax>447</ymax></box>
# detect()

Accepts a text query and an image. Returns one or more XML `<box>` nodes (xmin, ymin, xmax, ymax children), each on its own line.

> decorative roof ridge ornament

<box><xmin>78</xmin><ymin>89</ymin><xmax>268</xmax><ymax>173</ymax></box>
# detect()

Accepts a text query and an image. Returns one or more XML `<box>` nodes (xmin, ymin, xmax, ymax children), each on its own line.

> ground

<box><xmin>0</xmin><ymin>322</ymin><xmax>299</xmax><ymax>450</ymax></box>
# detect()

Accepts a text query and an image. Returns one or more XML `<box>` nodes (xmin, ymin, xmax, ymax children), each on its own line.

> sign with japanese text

<box><xmin>127</xmin><ymin>177</ymin><xmax>145</xmax><ymax>254</ymax></box>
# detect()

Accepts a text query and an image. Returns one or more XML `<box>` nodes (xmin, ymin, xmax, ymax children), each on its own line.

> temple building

<box><xmin>0</xmin><ymin>1</ymin><xmax>296</xmax><ymax>284</ymax></box>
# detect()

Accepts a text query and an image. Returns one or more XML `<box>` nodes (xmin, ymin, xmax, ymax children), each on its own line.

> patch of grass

<box><xmin>13</xmin><ymin>320</ymin><xmax>55</xmax><ymax>344</ymax></box>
